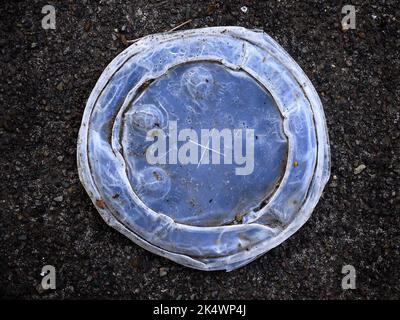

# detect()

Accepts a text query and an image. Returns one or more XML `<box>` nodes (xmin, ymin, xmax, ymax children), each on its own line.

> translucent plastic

<box><xmin>77</xmin><ymin>27</ymin><xmax>330</xmax><ymax>271</ymax></box>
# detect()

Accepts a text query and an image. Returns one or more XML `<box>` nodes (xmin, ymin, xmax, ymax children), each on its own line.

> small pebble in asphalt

<box><xmin>54</xmin><ymin>195</ymin><xmax>63</xmax><ymax>202</ymax></box>
<box><xmin>159</xmin><ymin>267</ymin><xmax>168</xmax><ymax>277</ymax></box>
<box><xmin>354</xmin><ymin>164</ymin><xmax>367</xmax><ymax>175</ymax></box>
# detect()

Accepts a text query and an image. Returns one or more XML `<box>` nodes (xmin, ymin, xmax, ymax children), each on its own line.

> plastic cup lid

<box><xmin>77</xmin><ymin>27</ymin><xmax>330</xmax><ymax>271</ymax></box>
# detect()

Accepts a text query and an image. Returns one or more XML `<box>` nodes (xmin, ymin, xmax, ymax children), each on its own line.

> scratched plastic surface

<box><xmin>77</xmin><ymin>27</ymin><xmax>330</xmax><ymax>271</ymax></box>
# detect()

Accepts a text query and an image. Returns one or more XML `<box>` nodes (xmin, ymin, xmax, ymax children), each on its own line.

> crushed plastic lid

<box><xmin>77</xmin><ymin>27</ymin><xmax>330</xmax><ymax>271</ymax></box>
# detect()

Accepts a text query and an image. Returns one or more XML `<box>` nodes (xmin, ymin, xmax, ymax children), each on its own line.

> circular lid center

<box><xmin>121</xmin><ymin>62</ymin><xmax>288</xmax><ymax>227</ymax></box>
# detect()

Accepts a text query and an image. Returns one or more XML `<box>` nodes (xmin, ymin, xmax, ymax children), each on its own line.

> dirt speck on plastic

<box><xmin>0</xmin><ymin>0</ymin><xmax>399</xmax><ymax>299</ymax></box>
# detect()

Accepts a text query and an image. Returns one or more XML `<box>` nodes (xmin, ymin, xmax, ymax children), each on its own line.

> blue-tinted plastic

<box><xmin>122</xmin><ymin>62</ymin><xmax>287</xmax><ymax>227</ymax></box>
<box><xmin>78</xmin><ymin>27</ymin><xmax>330</xmax><ymax>271</ymax></box>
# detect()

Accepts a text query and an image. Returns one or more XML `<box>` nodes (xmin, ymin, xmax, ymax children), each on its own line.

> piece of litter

<box><xmin>127</xmin><ymin>19</ymin><xmax>192</xmax><ymax>44</ymax></box>
<box><xmin>241</xmin><ymin>6</ymin><xmax>248</xmax><ymax>13</ymax></box>
<box><xmin>78</xmin><ymin>27</ymin><xmax>330</xmax><ymax>271</ymax></box>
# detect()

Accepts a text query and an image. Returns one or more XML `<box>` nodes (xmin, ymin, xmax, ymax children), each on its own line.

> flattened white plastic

<box><xmin>77</xmin><ymin>27</ymin><xmax>330</xmax><ymax>271</ymax></box>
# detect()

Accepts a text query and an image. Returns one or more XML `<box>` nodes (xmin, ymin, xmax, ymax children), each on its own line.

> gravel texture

<box><xmin>0</xmin><ymin>0</ymin><xmax>399</xmax><ymax>299</ymax></box>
